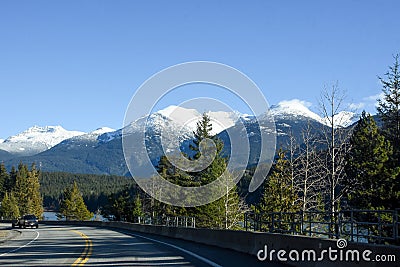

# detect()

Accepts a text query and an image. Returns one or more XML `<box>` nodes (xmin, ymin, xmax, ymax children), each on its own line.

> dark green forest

<box><xmin>39</xmin><ymin>172</ymin><xmax>136</xmax><ymax>211</ymax></box>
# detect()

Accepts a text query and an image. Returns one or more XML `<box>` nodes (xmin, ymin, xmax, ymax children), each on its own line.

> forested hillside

<box><xmin>39</xmin><ymin>172</ymin><xmax>136</xmax><ymax>211</ymax></box>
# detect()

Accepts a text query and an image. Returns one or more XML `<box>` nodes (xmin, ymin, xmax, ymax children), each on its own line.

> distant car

<box><xmin>12</xmin><ymin>214</ymin><xmax>39</xmax><ymax>228</ymax></box>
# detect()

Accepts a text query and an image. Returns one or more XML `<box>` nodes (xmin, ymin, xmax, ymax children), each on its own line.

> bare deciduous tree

<box><xmin>221</xmin><ymin>172</ymin><xmax>250</xmax><ymax>230</ymax></box>
<box><xmin>319</xmin><ymin>84</ymin><xmax>353</xmax><ymax>216</ymax></box>
<box><xmin>296</xmin><ymin>121</ymin><xmax>326</xmax><ymax>213</ymax></box>
<box><xmin>286</xmin><ymin>122</ymin><xmax>326</xmax><ymax>231</ymax></box>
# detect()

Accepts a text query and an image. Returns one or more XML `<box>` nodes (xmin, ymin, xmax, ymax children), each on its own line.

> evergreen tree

<box><xmin>59</xmin><ymin>181</ymin><xmax>93</xmax><ymax>221</ymax></box>
<box><xmin>155</xmin><ymin>113</ymin><xmax>244</xmax><ymax>228</ymax></box>
<box><xmin>156</xmin><ymin>155</ymin><xmax>197</xmax><ymax>217</ymax></box>
<box><xmin>0</xmin><ymin>192</ymin><xmax>20</xmax><ymax>219</ymax></box>
<box><xmin>107</xmin><ymin>191</ymin><xmax>129</xmax><ymax>221</ymax></box>
<box><xmin>257</xmin><ymin>149</ymin><xmax>299</xmax><ymax>232</ymax></box>
<box><xmin>189</xmin><ymin>113</ymin><xmax>229</xmax><ymax>228</ymax></box>
<box><xmin>377</xmin><ymin>54</ymin><xmax>400</xmax><ymax>164</ymax></box>
<box><xmin>157</xmin><ymin>155</ymin><xmax>198</xmax><ymax>187</ymax></box>
<box><xmin>0</xmin><ymin>163</ymin><xmax>8</xmax><ymax>200</ymax></box>
<box><xmin>190</xmin><ymin>113</ymin><xmax>214</xmax><ymax>160</ymax></box>
<box><xmin>27</xmin><ymin>164</ymin><xmax>43</xmax><ymax>217</ymax></box>
<box><xmin>12</xmin><ymin>163</ymin><xmax>43</xmax><ymax>218</ymax></box>
<box><xmin>345</xmin><ymin>112</ymin><xmax>399</xmax><ymax>209</ymax></box>
<box><xmin>13</xmin><ymin>163</ymin><xmax>30</xmax><ymax>215</ymax></box>
<box><xmin>5</xmin><ymin>166</ymin><xmax>17</xmax><ymax>193</ymax></box>
<box><xmin>259</xmin><ymin>149</ymin><xmax>298</xmax><ymax>213</ymax></box>
<box><xmin>132</xmin><ymin>195</ymin><xmax>144</xmax><ymax>219</ymax></box>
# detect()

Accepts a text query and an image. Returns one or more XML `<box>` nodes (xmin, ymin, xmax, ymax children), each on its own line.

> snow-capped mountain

<box><xmin>321</xmin><ymin>111</ymin><xmax>358</xmax><ymax>128</ymax></box>
<box><xmin>62</xmin><ymin>127</ymin><xmax>115</xmax><ymax>143</ymax></box>
<box><xmin>270</xmin><ymin>99</ymin><xmax>358</xmax><ymax>127</ymax></box>
<box><xmin>97</xmin><ymin>105</ymin><xmax>252</xmax><ymax>144</ymax></box>
<box><xmin>270</xmin><ymin>99</ymin><xmax>322</xmax><ymax>122</ymax></box>
<box><xmin>0</xmin><ymin>125</ymin><xmax>114</xmax><ymax>156</ymax></box>
<box><xmin>157</xmin><ymin>105</ymin><xmax>252</xmax><ymax>135</ymax></box>
<box><xmin>0</xmin><ymin>99</ymin><xmax>360</xmax><ymax>175</ymax></box>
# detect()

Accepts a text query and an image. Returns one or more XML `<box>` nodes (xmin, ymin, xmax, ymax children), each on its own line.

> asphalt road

<box><xmin>0</xmin><ymin>224</ymin><xmax>286</xmax><ymax>266</ymax></box>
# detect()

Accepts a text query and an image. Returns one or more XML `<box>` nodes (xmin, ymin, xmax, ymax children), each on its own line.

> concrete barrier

<box><xmin>37</xmin><ymin>220</ymin><xmax>399</xmax><ymax>267</ymax></box>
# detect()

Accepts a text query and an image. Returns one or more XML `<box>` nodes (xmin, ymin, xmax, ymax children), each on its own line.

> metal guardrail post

<box><xmin>378</xmin><ymin>211</ymin><xmax>382</xmax><ymax>243</ymax></box>
<box><xmin>393</xmin><ymin>210</ymin><xmax>398</xmax><ymax>242</ymax></box>
<box><xmin>350</xmin><ymin>210</ymin><xmax>354</xmax><ymax>242</ymax></box>
<box><xmin>244</xmin><ymin>213</ymin><xmax>248</xmax><ymax>231</ymax></box>
<box><xmin>336</xmin><ymin>211</ymin><xmax>341</xmax><ymax>239</ymax></box>
<box><xmin>300</xmin><ymin>211</ymin><xmax>304</xmax><ymax>235</ymax></box>
<box><xmin>271</xmin><ymin>214</ymin><xmax>275</xmax><ymax>233</ymax></box>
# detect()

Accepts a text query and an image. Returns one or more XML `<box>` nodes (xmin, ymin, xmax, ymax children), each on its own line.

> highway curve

<box><xmin>0</xmin><ymin>225</ymin><xmax>286</xmax><ymax>266</ymax></box>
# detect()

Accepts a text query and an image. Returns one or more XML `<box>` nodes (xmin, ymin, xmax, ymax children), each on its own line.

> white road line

<box><xmin>0</xmin><ymin>230</ymin><xmax>40</xmax><ymax>256</ymax></box>
<box><xmin>122</xmin><ymin>231</ymin><xmax>222</xmax><ymax>267</ymax></box>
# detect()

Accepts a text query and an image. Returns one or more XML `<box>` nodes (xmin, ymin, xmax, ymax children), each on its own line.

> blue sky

<box><xmin>1</xmin><ymin>1</ymin><xmax>399</xmax><ymax>138</ymax></box>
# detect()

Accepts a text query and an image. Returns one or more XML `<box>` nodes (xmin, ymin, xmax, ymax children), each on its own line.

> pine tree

<box><xmin>155</xmin><ymin>113</ymin><xmax>244</xmax><ymax>228</ymax></box>
<box><xmin>132</xmin><ymin>195</ymin><xmax>144</xmax><ymax>219</ymax></box>
<box><xmin>11</xmin><ymin>163</ymin><xmax>43</xmax><ymax>218</ymax></box>
<box><xmin>190</xmin><ymin>113</ymin><xmax>228</xmax><ymax>228</ymax></box>
<box><xmin>377</xmin><ymin>54</ymin><xmax>400</xmax><ymax>164</ymax></box>
<box><xmin>107</xmin><ymin>191</ymin><xmax>128</xmax><ymax>221</ymax></box>
<box><xmin>5</xmin><ymin>166</ymin><xmax>17</xmax><ymax>193</ymax></box>
<box><xmin>27</xmin><ymin>164</ymin><xmax>44</xmax><ymax>217</ymax></box>
<box><xmin>259</xmin><ymin>149</ymin><xmax>298</xmax><ymax>214</ymax></box>
<box><xmin>156</xmin><ymin>155</ymin><xmax>197</xmax><ymax>217</ymax></box>
<box><xmin>59</xmin><ymin>181</ymin><xmax>93</xmax><ymax>221</ymax></box>
<box><xmin>0</xmin><ymin>163</ymin><xmax>8</xmax><ymax>200</ymax></box>
<box><xmin>157</xmin><ymin>155</ymin><xmax>199</xmax><ymax>187</ymax></box>
<box><xmin>345</xmin><ymin>112</ymin><xmax>399</xmax><ymax>209</ymax></box>
<box><xmin>0</xmin><ymin>192</ymin><xmax>20</xmax><ymax>219</ymax></box>
<box><xmin>190</xmin><ymin>113</ymin><xmax>214</xmax><ymax>160</ymax></box>
<box><xmin>190</xmin><ymin>113</ymin><xmax>224</xmax><ymax>185</ymax></box>
<box><xmin>257</xmin><ymin>150</ymin><xmax>299</xmax><ymax>232</ymax></box>
<box><xmin>13</xmin><ymin>163</ymin><xmax>30</xmax><ymax>215</ymax></box>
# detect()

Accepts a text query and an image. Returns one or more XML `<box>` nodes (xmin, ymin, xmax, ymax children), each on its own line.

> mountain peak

<box><xmin>270</xmin><ymin>99</ymin><xmax>357</xmax><ymax>127</ymax></box>
<box><xmin>270</xmin><ymin>99</ymin><xmax>322</xmax><ymax>122</ymax></box>
<box><xmin>89</xmin><ymin>127</ymin><xmax>116</xmax><ymax>135</ymax></box>
<box><xmin>155</xmin><ymin>105</ymin><xmax>244</xmax><ymax>135</ymax></box>
<box><xmin>157</xmin><ymin>105</ymin><xmax>200</xmax><ymax>118</ymax></box>
<box><xmin>322</xmin><ymin>111</ymin><xmax>358</xmax><ymax>127</ymax></box>
<box><xmin>24</xmin><ymin>125</ymin><xmax>65</xmax><ymax>133</ymax></box>
<box><xmin>0</xmin><ymin>125</ymin><xmax>85</xmax><ymax>155</ymax></box>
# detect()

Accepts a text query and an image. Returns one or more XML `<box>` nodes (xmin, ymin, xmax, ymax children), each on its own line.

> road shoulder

<box><xmin>0</xmin><ymin>223</ymin><xmax>21</xmax><ymax>243</ymax></box>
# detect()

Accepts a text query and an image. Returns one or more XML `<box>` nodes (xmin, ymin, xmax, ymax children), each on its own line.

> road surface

<box><xmin>0</xmin><ymin>224</ymin><xmax>286</xmax><ymax>266</ymax></box>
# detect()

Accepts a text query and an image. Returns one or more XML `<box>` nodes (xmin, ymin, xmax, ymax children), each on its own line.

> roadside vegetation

<box><xmin>0</xmin><ymin>55</ymin><xmax>399</xmax><ymax>231</ymax></box>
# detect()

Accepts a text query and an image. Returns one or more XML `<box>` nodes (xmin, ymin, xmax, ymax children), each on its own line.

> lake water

<box><xmin>42</xmin><ymin>211</ymin><xmax>106</xmax><ymax>221</ymax></box>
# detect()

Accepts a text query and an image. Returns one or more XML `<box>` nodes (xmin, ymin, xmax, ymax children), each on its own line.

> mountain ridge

<box><xmin>0</xmin><ymin>99</ymin><xmax>360</xmax><ymax>175</ymax></box>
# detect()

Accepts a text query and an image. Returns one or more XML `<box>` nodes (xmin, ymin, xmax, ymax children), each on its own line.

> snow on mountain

<box><xmin>60</xmin><ymin>127</ymin><xmax>116</xmax><ymax>147</ymax></box>
<box><xmin>270</xmin><ymin>99</ymin><xmax>357</xmax><ymax>127</ymax></box>
<box><xmin>0</xmin><ymin>126</ymin><xmax>85</xmax><ymax>155</ymax></box>
<box><xmin>322</xmin><ymin>111</ymin><xmax>358</xmax><ymax>128</ymax></box>
<box><xmin>270</xmin><ymin>99</ymin><xmax>322</xmax><ymax>122</ymax></box>
<box><xmin>90</xmin><ymin>127</ymin><xmax>115</xmax><ymax>135</ymax></box>
<box><xmin>0</xmin><ymin>100</ymin><xmax>358</xmax><ymax>158</ymax></box>
<box><xmin>98</xmin><ymin>130</ymin><xmax>122</xmax><ymax>143</ymax></box>
<box><xmin>157</xmin><ymin>105</ymin><xmax>248</xmax><ymax>135</ymax></box>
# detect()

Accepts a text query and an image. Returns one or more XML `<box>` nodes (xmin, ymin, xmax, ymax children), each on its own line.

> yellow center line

<box><xmin>70</xmin><ymin>230</ymin><xmax>92</xmax><ymax>266</ymax></box>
